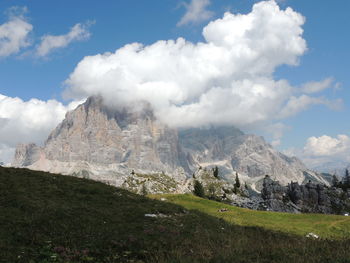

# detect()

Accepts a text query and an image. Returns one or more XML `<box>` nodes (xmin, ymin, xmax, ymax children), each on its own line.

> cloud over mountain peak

<box><xmin>64</xmin><ymin>1</ymin><xmax>332</xmax><ymax>129</ymax></box>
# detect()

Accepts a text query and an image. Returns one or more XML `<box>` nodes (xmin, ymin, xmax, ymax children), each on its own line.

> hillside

<box><xmin>0</xmin><ymin>166</ymin><xmax>350</xmax><ymax>263</ymax></box>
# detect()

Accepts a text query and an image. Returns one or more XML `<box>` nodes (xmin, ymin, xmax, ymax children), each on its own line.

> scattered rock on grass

<box><xmin>306</xmin><ymin>233</ymin><xmax>319</xmax><ymax>239</ymax></box>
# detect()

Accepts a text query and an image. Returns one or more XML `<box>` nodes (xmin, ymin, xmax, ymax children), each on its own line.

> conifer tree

<box><xmin>344</xmin><ymin>169</ymin><xmax>350</xmax><ymax>189</ymax></box>
<box><xmin>235</xmin><ymin>172</ymin><xmax>241</xmax><ymax>188</ymax></box>
<box><xmin>332</xmin><ymin>174</ymin><xmax>339</xmax><ymax>187</ymax></box>
<box><xmin>193</xmin><ymin>180</ymin><xmax>205</xmax><ymax>198</ymax></box>
<box><xmin>213</xmin><ymin>166</ymin><xmax>219</xmax><ymax>179</ymax></box>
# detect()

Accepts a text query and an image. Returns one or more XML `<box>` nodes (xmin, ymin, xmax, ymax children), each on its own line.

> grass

<box><xmin>151</xmin><ymin>194</ymin><xmax>350</xmax><ymax>239</ymax></box>
<box><xmin>0</xmin><ymin>166</ymin><xmax>350</xmax><ymax>262</ymax></box>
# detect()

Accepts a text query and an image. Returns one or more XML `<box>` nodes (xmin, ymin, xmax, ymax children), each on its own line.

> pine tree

<box><xmin>193</xmin><ymin>180</ymin><xmax>205</xmax><ymax>198</ymax></box>
<box><xmin>213</xmin><ymin>166</ymin><xmax>219</xmax><ymax>179</ymax></box>
<box><xmin>233</xmin><ymin>185</ymin><xmax>237</xmax><ymax>194</ymax></box>
<box><xmin>235</xmin><ymin>172</ymin><xmax>241</xmax><ymax>188</ymax></box>
<box><xmin>344</xmin><ymin>169</ymin><xmax>350</xmax><ymax>189</ymax></box>
<box><xmin>332</xmin><ymin>174</ymin><xmax>339</xmax><ymax>187</ymax></box>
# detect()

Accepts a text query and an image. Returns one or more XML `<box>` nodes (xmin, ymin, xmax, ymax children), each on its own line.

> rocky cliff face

<box><xmin>13</xmin><ymin>96</ymin><xmax>187</xmax><ymax>186</ymax></box>
<box><xmin>13</xmin><ymin>143</ymin><xmax>42</xmax><ymax>167</ymax></box>
<box><xmin>45</xmin><ymin>96</ymin><xmax>185</xmax><ymax>172</ymax></box>
<box><xmin>13</xmin><ymin>96</ymin><xmax>327</xmax><ymax>192</ymax></box>
<box><xmin>261</xmin><ymin>176</ymin><xmax>350</xmax><ymax>214</ymax></box>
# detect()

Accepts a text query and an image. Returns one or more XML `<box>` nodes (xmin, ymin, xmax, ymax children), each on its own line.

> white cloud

<box><xmin>0</xmin><ymin>144</ymin><xmax>15</xmax><ymax>165</ymax></box>
<box><xmin>301</xmin><ymin>77</ymin><xmax>335</xmax><ymax>94</ymax></box>
<box><xmin>263</xmin><ymin>122</ymin><xmax>290</xmax><ymax>147</ymax></box>
<box><xmin>36</xmin><ymin>22</ymin><xmax>92</xmax><ymax>57</ymax></box>
<box><xmin>304</xmin><ymin>135</ymin><xmax>350</xmax><ymax>157</ymax></box>
<box><xmin>0</xmin><ymin>94</ymin><xmax>82</xmax><ymax>163</ymax></box>
<box><xmin>177</xmin><ymin>0</ymin><xmax>214</xmax><ymax>26</ymax></box>
<box><xmin>0</xmin><ymin>7</ymin><xmax>33</xmax><ymax>57</ymax></box>
<box><xmin>64</xmin><ymin>1</ymin><xmax>338</xmax><ymax>130</ymax></box>
<box><xmin>284</xmin><ymin>135</ymin><xmax>350</xmax><ymax>171</ymax></box>
<box><xmin>278</xmin><ymin>95</ymin><xmax>342</xmax><ymax>119</ymax></box>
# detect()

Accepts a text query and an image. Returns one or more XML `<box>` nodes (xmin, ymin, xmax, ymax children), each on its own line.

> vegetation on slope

<box><xmin>1</xmin><ymin>167</ymin><xmax>350</xmax><ymax>263</ymax></box>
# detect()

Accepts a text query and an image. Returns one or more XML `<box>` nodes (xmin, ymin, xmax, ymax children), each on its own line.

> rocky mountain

<box><xmin>13</xmin><ymin>96</ymin><xmax>188</xmax><ymax>187</ymax></box>
<box><xmin>13</xmin><ymin>96</ymin><xmax>328</xmax><ymax>192</ymax></box>
<box><xmin>179</xmin><ymin>127</ymin><xmax>327</xmax><ymax>190</ymax></box>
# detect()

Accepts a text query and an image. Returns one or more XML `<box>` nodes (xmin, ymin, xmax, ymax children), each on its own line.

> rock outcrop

<box><xmin>261</xmin><ymin>176</ymin><xmax>350</xmax><ymax>214</ymax></box>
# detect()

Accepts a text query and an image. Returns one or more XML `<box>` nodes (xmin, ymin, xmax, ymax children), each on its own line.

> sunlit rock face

<box><xmin>44</xmin><ymin>96</ymin><xmax>185</xmax><ymax>172</ymax></box>
<box><xmin>13</xmin><ymin>96</ymin><xmax>187</xmax><ymax>186</ymax></box>
<box><xmin>13</xmin><ymin>96</ymin><xmax>327</xmax><ymax>192</ymax></box>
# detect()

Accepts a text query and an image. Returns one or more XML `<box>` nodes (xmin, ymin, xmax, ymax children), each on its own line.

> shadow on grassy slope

<box><xmin>0</xmin><ymin>167</ymin><xmax>349</xmax><ymax>263</ymax></box>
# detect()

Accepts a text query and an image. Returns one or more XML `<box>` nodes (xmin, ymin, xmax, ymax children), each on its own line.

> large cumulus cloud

<box><xmin>64</xmin><ymin>0</ymin><xmax>335</xmax><ymax>129</ymax></box>
<box><xmin>0</xmin><ymin>1</ymin><xmax>341</xmax><ymax>164</ymax></box>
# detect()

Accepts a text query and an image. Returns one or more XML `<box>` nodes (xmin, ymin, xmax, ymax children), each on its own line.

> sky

<box><xmin>0</xmin><ymin>0</ymin><xmax>349</xmax><ymax>171</ymax></box>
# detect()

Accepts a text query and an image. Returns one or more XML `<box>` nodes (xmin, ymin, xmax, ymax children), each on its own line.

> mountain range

<box><xmin>312</xmin><ymin>161</ymin><xmax>350</xmax><ymax>177</ymax></box>
<box><xmin>12</xmin><ymin>96</ymin><xmax>328</xmax><ymax>191</ymax></box>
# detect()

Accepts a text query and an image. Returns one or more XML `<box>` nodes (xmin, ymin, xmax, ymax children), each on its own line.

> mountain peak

<box><xmin>12</xmin><ymin>97</ymin><xmax>328</xmax><ymax>190</ymax></box>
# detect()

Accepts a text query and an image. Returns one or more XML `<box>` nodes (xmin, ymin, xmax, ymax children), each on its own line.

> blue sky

<box><xmin>0</xmin><ymin>0</ymin><xmax>349</xmax><ymax>168</ymax></box>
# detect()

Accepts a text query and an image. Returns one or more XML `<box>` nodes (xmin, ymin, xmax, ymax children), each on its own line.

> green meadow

<box><xmin>151</xmin><ymin>194</ymin><xmax>350</xmax><ymax>239</ymax></box>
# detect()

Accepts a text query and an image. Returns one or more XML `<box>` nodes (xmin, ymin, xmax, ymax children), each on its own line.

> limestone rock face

<box><xmin>12</xmin><ymin>96</ymin><xmax>187</xmax><ymax>187</ymax></box>
<box><xmin>12</xmin><ymin>143</ymin><xmax>42</xmax><ymax>167</ymax></box>
<box><xmin>44</xmin><ymin>96</ymin><xmax>184</xmax><ymax>172</ymax></box>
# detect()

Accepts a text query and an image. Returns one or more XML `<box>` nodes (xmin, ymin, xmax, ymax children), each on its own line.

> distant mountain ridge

<box><xmin>13</xmin><ymin>96</ymin><xmax>328</xmax><ymax>191</ymax></box>
<box><xmin>311</xmin><ymin>161</ymin><xmax>350</xmax><ymax>177</ymax></box>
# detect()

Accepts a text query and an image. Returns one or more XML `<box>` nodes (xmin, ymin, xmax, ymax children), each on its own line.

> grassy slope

<box><xmin>0</xmin><ymin>167</ymin><xmax>350</xmax><ymax>263</ymax></box>
<box><xmin>151</xmin><ymin>194</ymin><xmax>350</xmax><ymax>239</ymax></box>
